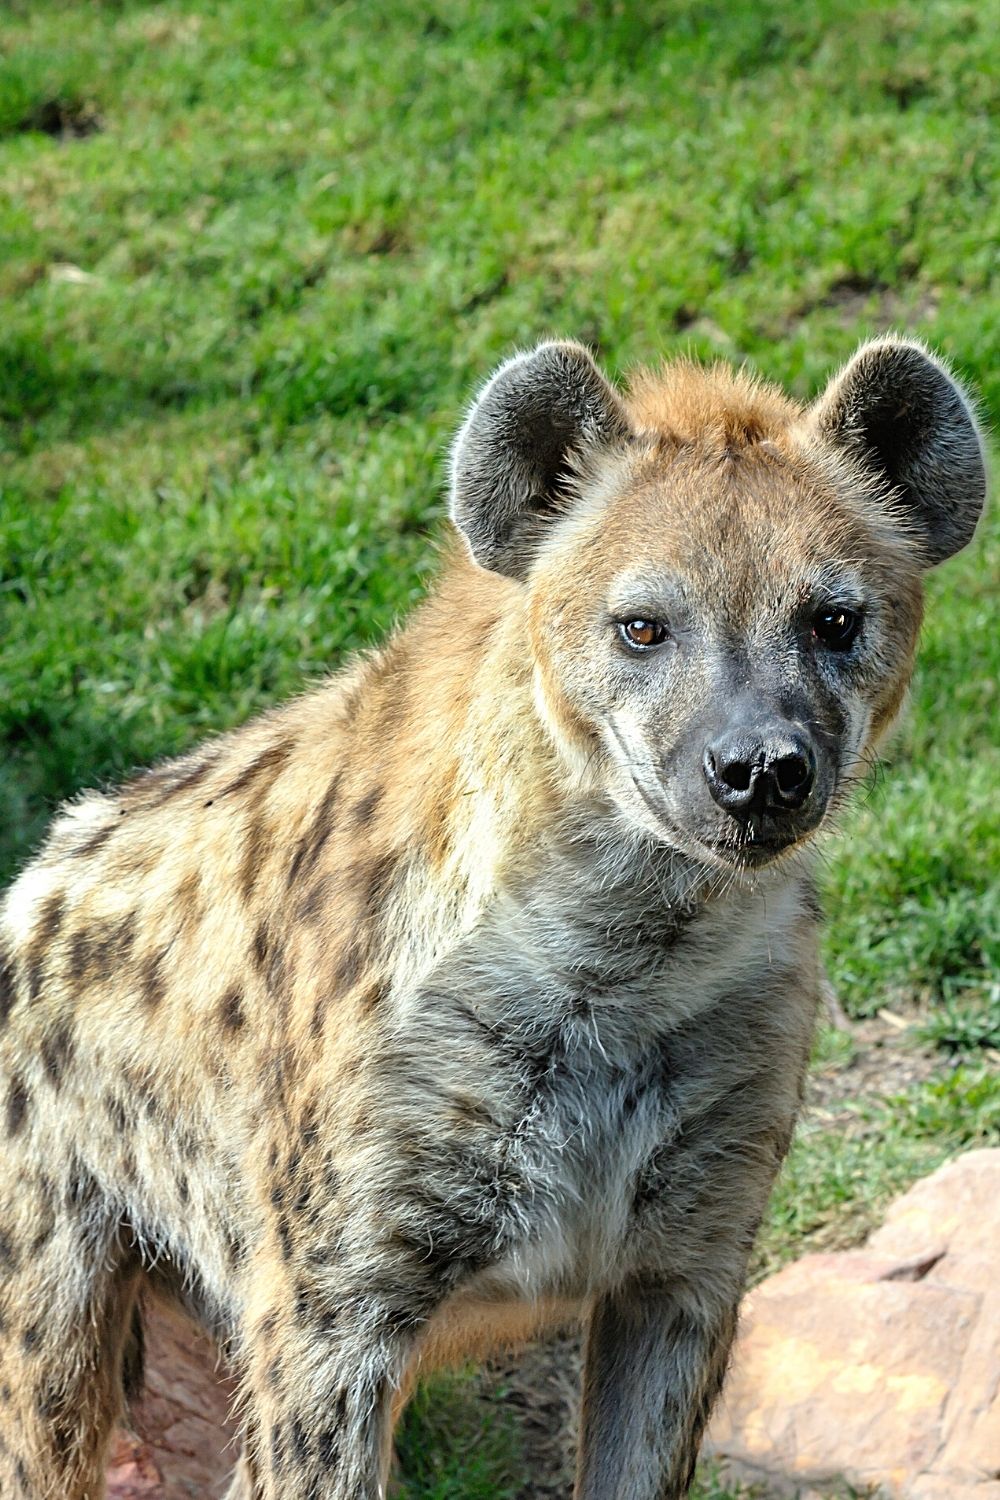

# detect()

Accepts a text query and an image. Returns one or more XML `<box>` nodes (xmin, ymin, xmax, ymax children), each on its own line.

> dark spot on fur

<box><xmin>75</xmin><ymin>821</ymin><xmax>115</xmax><ymax>857</ymax></box>
<box><xmin>252</xmin><ymin>922</ymin><xmax>287</xmax><ymax>998</ymax></box>
<box><xmin>277</xmin><ymin>1214</ymin><xmax>293</xmax><ymax>1261</ymax></box>
<box><xmin>317</xmin><ymin>1426</ymin><xmax>341</xmax><ymax>1470</ymax></box>
<box><xmin>349</xmin><ymin>786</ymin><xmax>384</xmax><ymax>830</ymax></box>
<box><xmin>105</xmin><ymin>1092</ymin><xmax>129</xmax><ymax>1134</ymax></box>
<box><xmin>131</xmin><ymin>1069</ymin><xmax>164</xmax><ymax>1124</ymax></box>
<box><xmin>340</xmin><ymin>1051</ymin><xmax>363</xmax><ymax>1081</ymax></box>
<box><xmin>65</xmin><ymin>1158</ymin><xmax>99</xmax><ymax>1212</ymax></box>
<box><xmin>299</xmin><ymin>1100</ymin><xmax>319</xmax><ymax>1148</ymax></box>
<box><xmin>332</xmin><ymin>940</ymin><xmax>365</xmax><ymax>995</ymax></box>
<box><xmin>286</xmin><ymin>773</ymin><xmax>342</xmax><ymax>888</ymax></box>
<box><xmin>309</xmin><ymin>995</ymin><xmax>329</xmax><ymax>1040</ymax></box>
<box><xmin>37</xmin><ymin>891</ymin><xmax>66</xmax><ymax>943</ymax></box>
<box><xmin>253</xmin><ymin>922</ymin><xmax>270</xmax><ymax>970</ymax></box>
<box><xmin>30</xmin><ymin>1220</ymin><xmax>54</xmax><ymax>1254</ymax></box>
<box><xmin>22</xmin><ymin>1324</ymin><xmax>41</xmax><ymax>1353</ymax></box>
<box><xmin>144</xmin><ymin>754</ymin><xmax>218</xmax><ymax>808</ymax></box>
<box><xmin>40</xmin><ymin>1020</ymin><xmax>75</xmax><ymax>1088</ymax></box>
<box><xmin>15</xmin><ymin>1457</ymin><xmax>29</xmax><ymax>1489</ymax></box>
<box><xmin>358</xmin><ymin>981</ymin><xmax>387</xmax><ymax>1016</ymax></box>
<box><xmin>360</xmin><ymin>852</ymin><xmax>397</xmax><ymax>915</ymax></box>
<box><xmin>7</xmin><ymin>1077</ymin><xmax>29</xmax><ymax>1136</ymax></box>
<box><xmin>297</xmin><ymin>877</ymin><xmax>331</xmax><ymax>924</ymax></box>
<box><xmin>218</xmin><ymin>739</ymin><xmax>292</xmax><ymax>801</ymax></box>
<box><xmin>27</xmin><ymin>892</ymin><xmax>65</xmax><ymax>996</ymax></box>
<box><xmin>177</xmin><ymin>1173</ymin><xmax>189</xmax><ymax>1203</ymax></box>
<box><xmin>69</xmin><ymin>912</ymin><xmax>137</xmax><ymax>988</ymax></box>
<box><xmin>219</xmin><ymin>986</ymin><xmax>245</xmax><ymax>1032</ymax></box>
<box><xmin>26</xmin><ymin>957</ymin><xmax>45</xmax><ymax>1004</ymax></box>
<box><xmin>295</xmin><ymin>1280</ymin><xmax>315</xmax><ymax>1324</ymax></box>
<box><xmin>173</xmin><ymin>870</ymin><xmax>202</xmax><ymax>924</ymax></box>
<box><xmin>140</xmin><ymin>947</ymin><xmax>168</xmax><ymax>1009</ymax></box>
<box><xmin>238</xmin><ymin>809</ymin><xmax>272</xmax><ymax>901</ymax></box>
<box><xmin>0</xmin><ymin>1231</ymin><xmax>18</xmax><ymax>1272</ymax></box>
<box><xmin>290</xmin><ymin>1418</ymin><xmax>310</xmax><ymax>1465</ymax></box>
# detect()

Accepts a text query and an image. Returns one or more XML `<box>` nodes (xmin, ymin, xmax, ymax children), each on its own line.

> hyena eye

<box><xmin>812</xmin><ymin>606</ymin><xmax>860</xmax><ymax>651</ymax></box>
<box><xmin>619</xmin><ymin>619</ymin><xmax>669</xmax><ymax>650</ymax></box>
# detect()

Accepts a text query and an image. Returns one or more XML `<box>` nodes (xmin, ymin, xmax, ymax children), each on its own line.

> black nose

<box><xmin>703</xmin><ymin>726</ymin><xmax>816</xmax><ymax>816</ymax></box>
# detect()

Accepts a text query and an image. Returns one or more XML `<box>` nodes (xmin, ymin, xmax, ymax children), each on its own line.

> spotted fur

<box><xmin>0</xmin><ymin>337</ymin><xmax>985</xmax><ymax>1498</ymax></box>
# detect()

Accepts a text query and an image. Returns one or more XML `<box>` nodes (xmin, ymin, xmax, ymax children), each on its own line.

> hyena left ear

<box><xmin>449</xmin><ymin>340</ymin><xmax>632</xmax><ymax>579</ymax></box>
<box><xmin>809</xmin><ymin>337</ymin><xmax>987</xmax><ymax>565</ymax></box>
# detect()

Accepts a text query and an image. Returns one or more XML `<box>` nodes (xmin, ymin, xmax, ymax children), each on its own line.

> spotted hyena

<box><xmin>0</xmin><ymin>337</ymin><xmax>986</xmax><ymax>1499</ymax></box>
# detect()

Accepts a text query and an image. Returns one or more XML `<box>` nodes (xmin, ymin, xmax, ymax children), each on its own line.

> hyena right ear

<box><xmin>809</xmin><ymin>337</ymin><xmax>988</xmax><ymax>565</ymax></box>
<box><xmin>449</xmin><ymin>341</ymin><xmax>632</xmax><ymax>579</ymax></box>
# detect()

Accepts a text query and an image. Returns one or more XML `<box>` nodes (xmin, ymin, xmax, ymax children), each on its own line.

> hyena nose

<box><xmin>703</xmin><ymin>728</ymin><xmax>816</xmax><ymax>816</ymax></box>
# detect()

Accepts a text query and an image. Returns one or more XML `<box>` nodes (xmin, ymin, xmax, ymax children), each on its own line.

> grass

<box><xmin>756</xmin><ymin>1062</ymin><xmax>1000</xmax><ymax>1278</ymax></box>
<box><xmin>1</xmin><ymin>1</ymin><xmax>997</xmax><ymax>1495</ymax></box>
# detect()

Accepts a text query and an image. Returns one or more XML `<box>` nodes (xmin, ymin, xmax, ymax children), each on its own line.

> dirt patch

<box><xmin>807</xmin><ymin>1009</ymin><xmax>943</xmax><ymax>1124</ymax></box>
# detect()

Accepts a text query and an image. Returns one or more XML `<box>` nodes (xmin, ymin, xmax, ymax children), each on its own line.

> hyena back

<box><xmin>0</xmin><ymin>337</ymin><xmax>986</xmax><ymax>1498</ymax></box>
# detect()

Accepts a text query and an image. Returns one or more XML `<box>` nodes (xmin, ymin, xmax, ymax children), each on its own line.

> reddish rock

<box><xmin>106</xmin><ymin>1296</ymin><xmax>239</xmax><ymax>1500</ymax></box>
<box><xmin>707</xmin><ymin>1149</ymin><xmax>1000</xmax><ymax>1498</ymax></box>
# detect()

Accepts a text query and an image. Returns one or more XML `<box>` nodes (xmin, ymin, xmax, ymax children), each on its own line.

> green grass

<box><xmin>394</xmin><ymin>1371</ymin><xmax>522</xmax><ymax>1500</ymax></box>
<box><xmin>757</xmin><ymin>1063</ymin><xmax>1000</xmax><ymax>1277</ymax></box>
<box><xmin>1</xmin><ymin>1</ymin><xmax>997</xmax><ymax>1494</ymax></box>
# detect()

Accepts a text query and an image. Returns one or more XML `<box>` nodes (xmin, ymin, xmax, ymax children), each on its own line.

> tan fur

<box><xmin>0</xmin><ymin>339</ymin><xmax>983</xmax><ymax>1499</ymax></box>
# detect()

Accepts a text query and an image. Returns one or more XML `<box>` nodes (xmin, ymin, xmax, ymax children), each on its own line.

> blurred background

<box><xmin>1</xmin><ymin>2</ymin><xmax>996</xmax><ymax>1495</ymax></box>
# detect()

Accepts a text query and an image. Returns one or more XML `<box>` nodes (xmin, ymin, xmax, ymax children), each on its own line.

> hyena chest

<box><xmin>491</xmin><ymin>1055</ymin><xmax>681</xmax><ymax>1297</ymax></box>
<box><xmin>408</xmin><ymin>877</ymin><xmax>796</xmax><ymax>1302</ymax></box>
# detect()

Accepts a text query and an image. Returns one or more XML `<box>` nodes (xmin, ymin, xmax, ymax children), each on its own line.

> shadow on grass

<box><xmin>0</xmin><ymin>337</ymin><xmax>241</xmax><ymax>453</ymax></box>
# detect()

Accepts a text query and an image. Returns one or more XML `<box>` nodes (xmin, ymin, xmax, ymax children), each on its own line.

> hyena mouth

<box><xmin>706</xmin><ymin>812</ymin><xmax>826</xmax><ymax>868</ymax></box>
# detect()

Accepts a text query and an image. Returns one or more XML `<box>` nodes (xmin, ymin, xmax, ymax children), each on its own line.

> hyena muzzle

<box><xmin>0</xmin><ymin>336</ymin><xmax>986</xmax><ymax>1499</ymax></box>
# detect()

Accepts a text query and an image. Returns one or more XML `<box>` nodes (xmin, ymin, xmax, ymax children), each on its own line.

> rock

<box><xmin>106</xmin><ymin>1296</ymin><xmax>238</xmax><ymax>1500</ymax></box>
<box><xmin>706</xmin><ymin>1149</ymin><xmax>1000</xmax><ymax>1498</ymax></box>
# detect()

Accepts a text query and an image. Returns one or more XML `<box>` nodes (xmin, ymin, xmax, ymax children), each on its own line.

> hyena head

<box><xmin>450</xmin><ymin>338</ymin><xmax>986</xmax><ymax>871</ymax></box>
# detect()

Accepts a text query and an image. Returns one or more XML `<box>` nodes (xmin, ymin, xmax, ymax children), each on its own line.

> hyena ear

<box><xmin>809</xmin><ymin>337</ymin><xmax>987</xmax><ymax>565</ymax></box>
<box><xmin>449</xmin><ymin>340</ymin><xmax>632</xmax><ymax>578</ymax></box>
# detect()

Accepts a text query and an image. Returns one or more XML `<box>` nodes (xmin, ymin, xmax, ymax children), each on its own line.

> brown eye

<box><xmin>812</xmin><ymin>606</ymin><xmax>860</xmax><ymax>651</ymax></box>
<box><xmin>620</xmin><ymin>619</ymin><xmax>669</xmax><ymax>650</ymax></box>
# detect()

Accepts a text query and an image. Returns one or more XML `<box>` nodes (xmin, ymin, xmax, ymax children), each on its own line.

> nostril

<box><xmin>772</xmin><ymin>753</ymin><xmax>811</xmax><ymax>796</ymax></box>
<box><xmin>719</xmin><ymin>758</ymin><xmax>753</xmax><ymax>792</ymax></box>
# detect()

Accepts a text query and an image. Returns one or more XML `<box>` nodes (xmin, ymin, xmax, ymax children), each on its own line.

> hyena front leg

<box><xmin>242</xmin><ymin>1310</ymin><xmax>423</xmax><ymax>1500</ymax></box>
<box><xmin>0</xmin><ymin>1161</ymin><xmax>140</xmax><ymax>1499</ymax></box>
<box><xmin>574</xmin><ymin>1282</ymin><xmax>738</xmax><ymax>1500</ymax></box>
<box><xmin>240</xmin><ymin>1246</ymin><xmax>447</xmax><ymax>1500</ymax></box>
